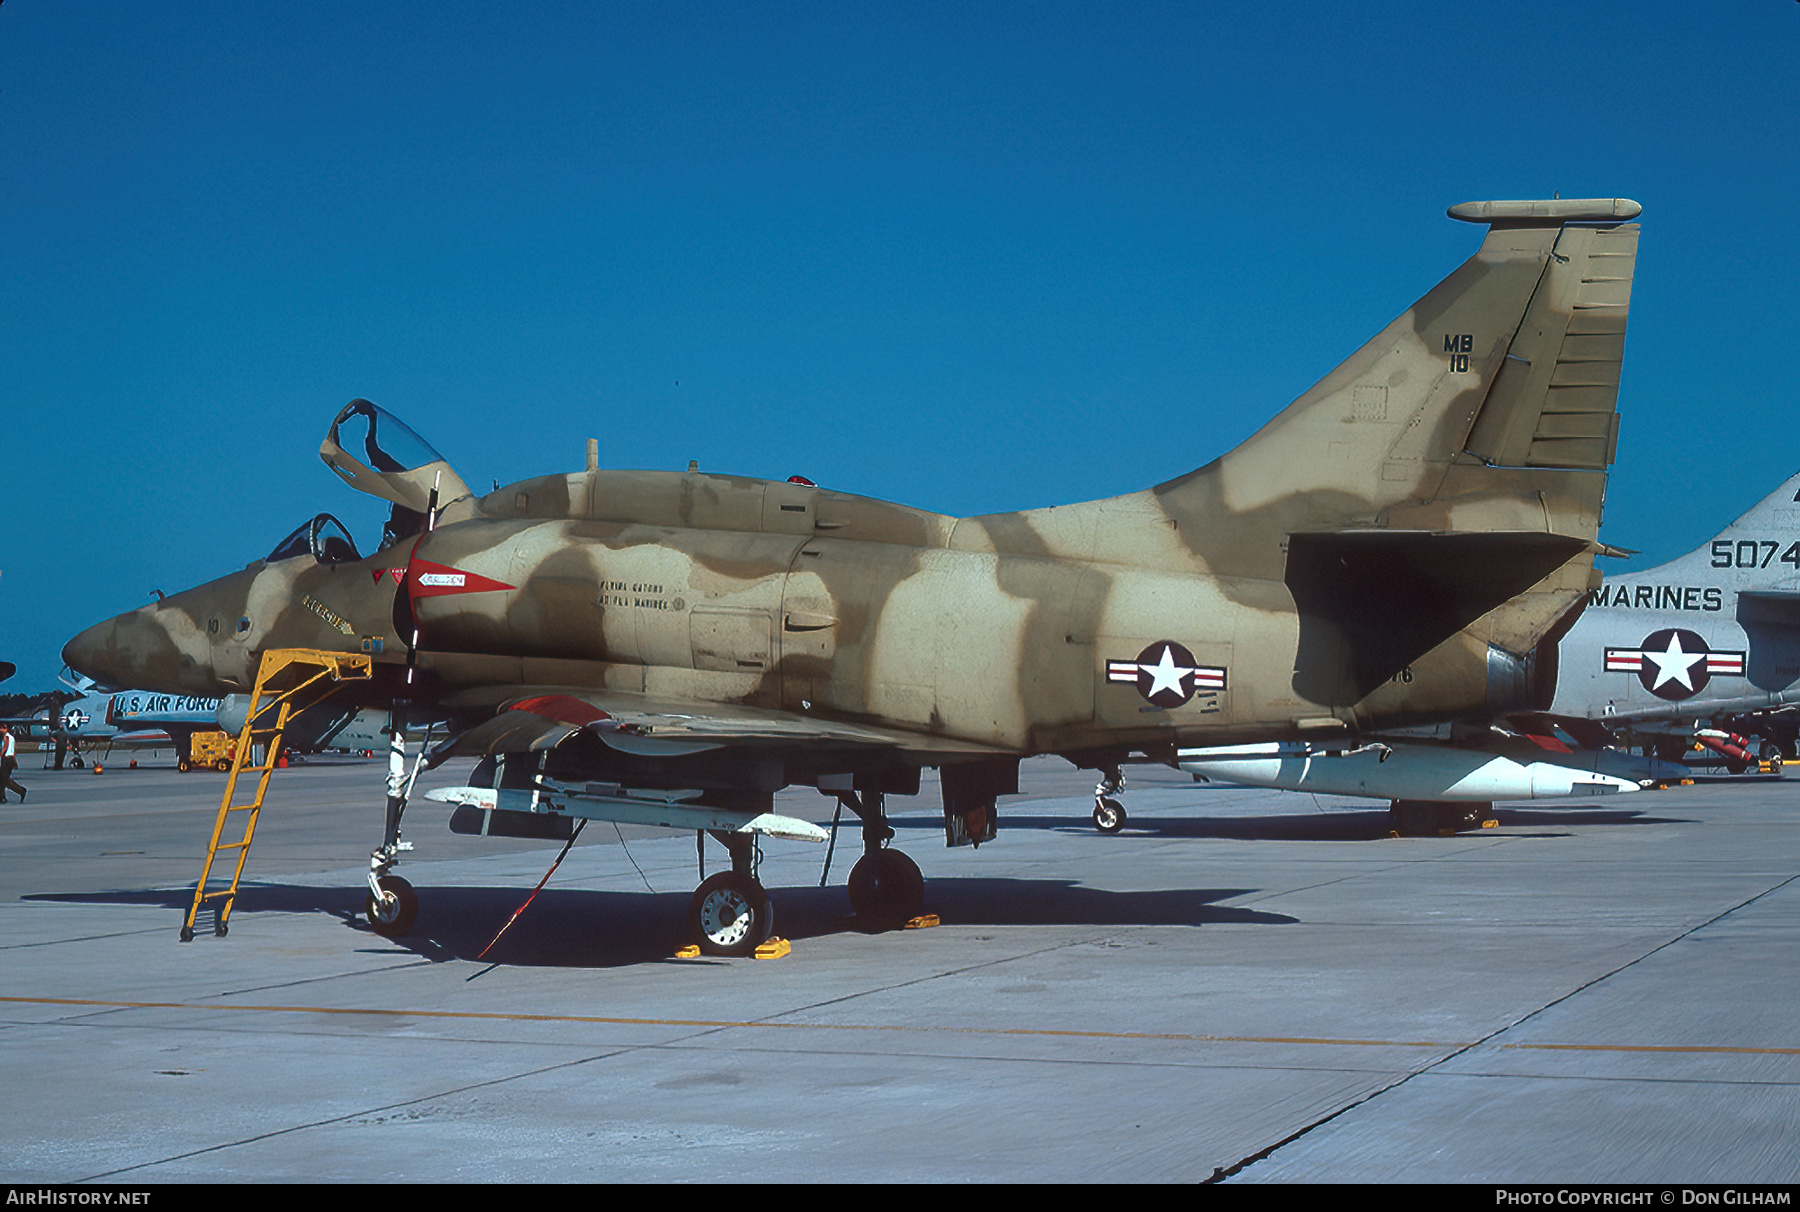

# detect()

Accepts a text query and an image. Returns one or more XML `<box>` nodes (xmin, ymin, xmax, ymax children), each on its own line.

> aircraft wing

<box><xmin>428</xmin><ymin>687</ymin><xmax>1016</xmax><ymax>766</ymax></box>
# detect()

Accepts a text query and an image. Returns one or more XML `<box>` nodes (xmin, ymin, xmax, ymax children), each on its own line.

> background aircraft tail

<box><xmin>1637</xmin><ymin>468</ymin><xmax>1800</xmax><ymax>591</ymax></box>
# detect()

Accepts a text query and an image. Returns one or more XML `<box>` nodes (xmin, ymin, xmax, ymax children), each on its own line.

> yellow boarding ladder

<box><xmin>179</xmin><ymin>648</ymin><xmax>373</xmax><ymax>941</ymax></box>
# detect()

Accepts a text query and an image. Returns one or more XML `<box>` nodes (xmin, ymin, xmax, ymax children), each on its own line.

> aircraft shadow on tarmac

<box><xmin>22</xmin><ymin>878</ymin><xmax>1295</xmax><ymax>970</ymax></box>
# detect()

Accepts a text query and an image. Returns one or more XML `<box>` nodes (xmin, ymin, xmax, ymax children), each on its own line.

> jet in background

<box><xmin>52</xmin><ymin>675</ymin><xmax>223</xmax><ymax>768</ymax></box>
<box><xmin>64</xmin><ymin>198</ymin><xmax>1642</xmax><ymax>955</ymax></box>
<box><xmin>1549</xmin><ymin>469</ymin><xmax>1800</xmax><ymax>771</ymax></box>
<box><xmin>0</xmin><ymin>673</ymin><xmax>382</xmax><ymax>770</ymax></box>
<box><xmin>213</xmin><ymin>695</ymin><xmax>402</xmax><ymax>757</ymax></box>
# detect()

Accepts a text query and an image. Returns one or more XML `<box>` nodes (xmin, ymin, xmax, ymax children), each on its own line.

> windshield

<box><xmin>266</xmin><ymin>514</ymin><xmax>362</xmax><ymax>564</ymax></box>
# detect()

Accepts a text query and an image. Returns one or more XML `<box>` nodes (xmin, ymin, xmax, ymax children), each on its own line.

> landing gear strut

<box><xmin>366</xmin><ymin>726</ymin><xmax>418</xmax><ymax>936</ymax></box>
<box><xmin>838</xmin><ymin>790</ymin><xmax>925</xmax><ymax>930</ymax></box>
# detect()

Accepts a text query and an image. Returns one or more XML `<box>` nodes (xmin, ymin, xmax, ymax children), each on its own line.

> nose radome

<box><xmin>61</xmin><ymin>616</ymin><xmax>119</xmax><ymax>685</ymax></box>
<box><xmin>62</xmin><ymin>604</ymin><xmax>215</xmax><ymax>696</ymax></box>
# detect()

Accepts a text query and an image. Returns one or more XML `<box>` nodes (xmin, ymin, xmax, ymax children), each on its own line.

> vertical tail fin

<box><xmin>1651</xmin><ymin>469</ymin><xmax>1800</xmax><ymax>590</ymax></box>
<box><xmin>1154</xmin><ymin>200</ymin><xmax>1641</xmax><ymax>706</ymax></box>
<box><xmin>1158</xmin><ymin>198</ymin><xmax>1641</xmax><ymax>573</ymax></box>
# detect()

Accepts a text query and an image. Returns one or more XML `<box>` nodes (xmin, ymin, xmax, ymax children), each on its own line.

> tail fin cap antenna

<box><xmin>1448</xmin><ymin>198</ymin><xmax>1642</xmax><ymax>225</ymax></box>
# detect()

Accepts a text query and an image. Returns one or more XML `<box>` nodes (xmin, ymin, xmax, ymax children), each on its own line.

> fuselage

<box><xmin>1553</xmin><ymin>551</ymin><xmax>1800</xmax><ymax>724</ymax></box>
<box><xmin>68</xmin><ymin>205</ymin><xmax>1643</xmax><ymax>763</ymax></box>
<box><xmin>64</xmin><ymin>464</ymin><xmax>1550</xmax><ymax>757</ymax></box>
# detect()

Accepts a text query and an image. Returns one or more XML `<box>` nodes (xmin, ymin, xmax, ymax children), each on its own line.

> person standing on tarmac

<box><xmin>1</xmin><ymin>725</ymin><xmax>26</xmax><ymax>802</ymax></box>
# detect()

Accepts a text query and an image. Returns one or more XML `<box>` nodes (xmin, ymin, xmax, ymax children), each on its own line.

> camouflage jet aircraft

<box><xmin>1549</xmin><ymin>468</ymin><xmax>1800</xmax><ymax>769</ymax></box>
<box><xmin>64</xmin><ymin>197</ymin><xmax>1642</xmax><ymax>955</ymax></box>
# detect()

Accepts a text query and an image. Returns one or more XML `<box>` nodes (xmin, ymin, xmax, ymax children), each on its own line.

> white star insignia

<box><xmin>1644</xmin><ymin>631</ymin><xmax>1706</xmax><ymax>692</ymax></box>
<box><xmin>1141</xmin><ymin>644</ymin><xmax>1194</xmax><ymax>699</ymax></box>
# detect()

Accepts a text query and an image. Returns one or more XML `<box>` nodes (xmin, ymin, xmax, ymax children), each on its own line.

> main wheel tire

<box><xmin>366</xmin><ymin>875</ymin><xmax>419</xmax><ymax>936</ymax></box>
<box><xmin>688</xmin><ymin>872</ymin><xmax>773</xmax><ymax>957</ymax></box>
<box><xmin>847</xmin><ymin>849</ymin><xmax>925</xmax><ymax>932</ymax></box>
<box><xmin>1092</xmin><ymin>797</ymin><xmax>1127</xmax><ymax>833</ymax></box>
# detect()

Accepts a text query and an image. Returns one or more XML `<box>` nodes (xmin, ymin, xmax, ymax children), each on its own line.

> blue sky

<box><xmin>2</xmin><ymin>1</ymin><xmax>1797</xmax><ymax>691</ymax></box>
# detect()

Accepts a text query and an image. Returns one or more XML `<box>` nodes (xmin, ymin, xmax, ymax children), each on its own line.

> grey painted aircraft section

<box><xmin>1553</xmin><ymin>469</ymin><xmax>1800</xmax><ymax>727</ymax></box>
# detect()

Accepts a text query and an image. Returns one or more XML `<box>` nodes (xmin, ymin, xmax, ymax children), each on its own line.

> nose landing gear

<box><xmin>366</xmin><ymin>873</ymin><xmax>419</xmax><ymax>936</ymax></box>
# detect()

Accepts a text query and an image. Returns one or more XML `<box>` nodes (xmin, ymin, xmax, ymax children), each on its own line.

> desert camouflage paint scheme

<box><xmin>65</xmin><ymin>199</ymin><xmax>1641</xmax><ymax>953</ymax></box>
<box><xmin>66</xmin><ymin>200</ymin><xmax>1640</xmax><ymax>806</ymax></box>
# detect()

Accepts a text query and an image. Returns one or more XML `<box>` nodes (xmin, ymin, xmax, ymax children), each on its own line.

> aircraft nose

<box><xmin>61</xmin><ymin>617</ymin><xmax>121</xmax><ymax>684</ymax></box>
<box><xmin>62</xmin><ymin>604</ymin><xmax>214</xmax><ymax>695</ymax></box>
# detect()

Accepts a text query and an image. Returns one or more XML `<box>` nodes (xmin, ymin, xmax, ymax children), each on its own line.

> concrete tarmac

<box><xmin>1</xmin><ymin>751</ymin><xmax>1797</xmax><ymax>1184</ymax></box>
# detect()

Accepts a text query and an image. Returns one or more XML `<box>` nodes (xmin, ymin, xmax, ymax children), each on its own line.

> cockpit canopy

<box><xmin>266</xmin><ymin>513</ymin><xmax>361</xmax><ymax>565</ymax></box>
<box><xmin>320</xmin><ymin>399</ymin><xmax>472</xmax><ymax>519</ymax></box>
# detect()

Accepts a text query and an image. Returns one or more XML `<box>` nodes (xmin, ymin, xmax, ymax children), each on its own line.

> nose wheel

<box><xmin>366</xmin><ymin>874</ymin><xmax>418</xmax><ymax>936</ymax></box>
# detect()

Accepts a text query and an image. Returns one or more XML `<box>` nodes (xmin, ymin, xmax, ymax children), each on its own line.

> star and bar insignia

<box><xmin>1604</xmin><ymin>628</ymin><xmax>1745</xmax><ymax>701</ymax></box>
<box><xmin>1106</xmin><ymin>640</ymin><xmax>1227</xmax><ymax>709</ymax></box>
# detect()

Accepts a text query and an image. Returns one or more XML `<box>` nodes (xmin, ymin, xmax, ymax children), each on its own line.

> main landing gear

<box><xmin>1091</xmin><ymin>766</ymin><xmax>1127</xmax><ymax>833</ymax></box>
<box><xmin>1080</xmin><ymin>767</ymin><xmax>1123</xmax><ymax>832</ymax></box>
<box><xmin>837</xmin><ymin>789</ymin><xmax>925</xmax><ymax>931</ymax></box>
<box><xmin>689</xmin><ymin>832</ymin><xmax>776</xmax><ymax>958</ymax></box>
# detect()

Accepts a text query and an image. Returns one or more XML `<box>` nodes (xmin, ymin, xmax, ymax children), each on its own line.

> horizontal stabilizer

<box><xmin>1287</xmin><ymin>530</ymin><xmax>1587</xmax><ymax>702</ymax></box>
